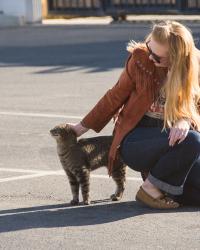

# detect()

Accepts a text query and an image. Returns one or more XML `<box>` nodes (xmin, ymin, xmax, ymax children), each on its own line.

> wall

<box><xmin>0</xmin><ymin>0</ymin><xmax>42</xmax><ymax>23</ymax></box>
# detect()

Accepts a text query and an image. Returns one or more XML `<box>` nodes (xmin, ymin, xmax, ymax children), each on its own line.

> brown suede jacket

<box><xmin>80</xmin><ymin>44</ymin><xmax>198</xmax><ymax>176</ymax></box>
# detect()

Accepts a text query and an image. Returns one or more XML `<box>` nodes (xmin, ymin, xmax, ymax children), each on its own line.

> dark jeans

<box><xmin>120</xmin><ymin>115</ymin><xmax>200</xmax><ymax>205</ymax></box>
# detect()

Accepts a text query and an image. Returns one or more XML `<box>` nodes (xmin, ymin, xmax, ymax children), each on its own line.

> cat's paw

<box><xmin>83</xmin><ymin>199</ymin><xmax>91</xmax><ymax>205</ymax></box>
<box><xmin>70</xmin><ymin>199</ymin><xmax>79</xmax><ymax>206</ymax></box>
<box><xmin>110</xmin><ymin>194</ymin><xmax>122</xmax><ymax>201</ymax></box>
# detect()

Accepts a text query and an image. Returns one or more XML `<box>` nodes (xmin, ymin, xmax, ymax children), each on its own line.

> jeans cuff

<box><xmin>148</xmin><ymin>173</ymin><xmax>183</xmax><ymax>195</ymax></box>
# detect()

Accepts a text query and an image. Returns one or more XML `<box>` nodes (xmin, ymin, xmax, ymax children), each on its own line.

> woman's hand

<box><xmin>168</xmin><ymin>118</ymin><xmax>190</xmax><ymax>146</ymax></box>
<box><xmin>68</xmin><ymin>122</ymin><xmax>89</xmax><ymax>137</ymax></box>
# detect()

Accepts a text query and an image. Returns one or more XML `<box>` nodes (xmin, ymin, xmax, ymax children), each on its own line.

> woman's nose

<box><xmin>149</xmin><ymin>55</ymin><xmax>158</xmax><ymax>64</ymax></box>
<box><xmin>149</xmin><ymin>54</ymin><xmax>154</xmax><ymax>61</ymax></box>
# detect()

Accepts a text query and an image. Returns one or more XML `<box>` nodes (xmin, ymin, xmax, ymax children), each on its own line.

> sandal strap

<box><xmin>140</xmin><ymin>186</ymin><xmax>165</xmax><ymax>200</ymax></box>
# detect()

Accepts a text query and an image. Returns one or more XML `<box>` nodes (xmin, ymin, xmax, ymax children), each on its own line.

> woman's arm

<box><xmin>79</xmin><ymin>51</ymin><xmax>138</xmax><ymax>133</ymax></box>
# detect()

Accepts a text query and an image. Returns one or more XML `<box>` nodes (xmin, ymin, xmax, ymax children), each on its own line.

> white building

<box><xmin>0</xmin><ymin>0</ymin><xmax>42</xmax><ymax>26</ymax></box>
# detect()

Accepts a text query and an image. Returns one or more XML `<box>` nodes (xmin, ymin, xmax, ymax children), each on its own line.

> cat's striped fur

<box><xmin>50</xmin><ymin>123</ymin><xmax>127</xmax><ymax>205</ymax></box>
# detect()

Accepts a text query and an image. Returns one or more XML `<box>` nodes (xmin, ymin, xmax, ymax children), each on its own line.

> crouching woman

<box><xmin>70</xmin><ymin>20</ymin><xmax>200</xmax><ymax>209</ymax></box>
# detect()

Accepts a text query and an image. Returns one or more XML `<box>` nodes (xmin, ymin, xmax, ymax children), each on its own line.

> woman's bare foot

<box><xmin>141</xmin><ymin>178</ymin><xmax>164</xmax><ymax>199</ymax></box>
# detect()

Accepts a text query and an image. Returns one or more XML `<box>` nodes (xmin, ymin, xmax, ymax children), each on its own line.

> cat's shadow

<box><xmin>0</xmin><ymin>199</ymin><xmax>199</xmax><ymax>233</ymax></box>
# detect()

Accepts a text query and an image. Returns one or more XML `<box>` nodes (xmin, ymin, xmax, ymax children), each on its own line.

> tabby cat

<box><xmin>50</xmin><ymin>124</ymin><xmax>127</xmax><ymax>205</ymax></box>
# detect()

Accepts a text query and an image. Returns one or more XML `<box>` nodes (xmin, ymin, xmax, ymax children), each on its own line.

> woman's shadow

<box><xmin>0</xmin><ymin>199</ymin><xmax>199</xmax><ymax>233</ymax></box>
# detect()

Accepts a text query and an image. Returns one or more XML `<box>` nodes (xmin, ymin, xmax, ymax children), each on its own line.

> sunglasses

<box><xmin>146</xmin><ymin>41</ymin><xmax>161</xmax><ymax>63</ymax></box>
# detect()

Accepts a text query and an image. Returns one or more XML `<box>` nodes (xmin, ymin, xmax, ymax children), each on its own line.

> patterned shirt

<box><xmin>145</xmin><ymin>87</ymin><xmax>166</xmax><ymax>120</ymax></box>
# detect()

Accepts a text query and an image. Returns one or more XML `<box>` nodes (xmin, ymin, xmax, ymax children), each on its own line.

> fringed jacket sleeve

<box><xmin>80</xmin><ymin>50</ymin><xmax>139</xmax><ymax>133</ymax></box>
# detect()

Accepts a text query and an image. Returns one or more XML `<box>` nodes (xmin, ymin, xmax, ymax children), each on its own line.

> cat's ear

<box><xmin>70</xmin><ymin>128</ymin><xmax>77</xmax><ymax>137</ymax></box>
<box><xmin>64</xmin><ymin>123</ymin><xmax>71</xmax><ymax>130</ymax></box>
<box><xmin>65</xmin><ymin>123</ymin><xmax>76</xmax><ymax>134</ymax></box>
<box><xmin>65</xmin><ymin>124</ymin><xmax>77</xmax><ymax>137</ymax></box>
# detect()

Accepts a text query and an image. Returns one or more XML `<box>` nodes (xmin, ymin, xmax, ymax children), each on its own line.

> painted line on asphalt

<box><xmin>0</xmin><ymin>111</ymin><xmax>83</xmax><ymax>119</ymax></box>
<box><xmin>0</xmin><ymin>168</ymin><xmax>142</xmax><ymax>183</ymax></box>
<box><xmin>0</xmin><ymin>167</ymin><xmax>63</xmax><ymax>174</ymax></box>
<box><xmin>0</xmin><ymin>173</ymin><xmax>50</xmax><ymax>183</ymax></box>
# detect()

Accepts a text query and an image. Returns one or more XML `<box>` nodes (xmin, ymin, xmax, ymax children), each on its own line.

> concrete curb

<box><xmin>1</xmin><ymin>14</ymin><xmax>200</xmax><ymax>27</ymax></box>
<box><xmin>112</xmin><ymin>15</ymin><xmax>200</xmax><ymax>24</ymax></box>
<box><xmin>42</xmin><ymin>15</ymin><xmax>200</xmax><ymax>26</ymax></box>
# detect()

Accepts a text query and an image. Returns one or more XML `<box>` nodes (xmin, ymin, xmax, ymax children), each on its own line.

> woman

<box><xmin>70</xmin><ymin>20</ymin><xmax>200</xmax><ymax>209</ymax></box>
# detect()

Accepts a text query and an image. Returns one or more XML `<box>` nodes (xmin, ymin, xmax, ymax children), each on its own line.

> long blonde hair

<box><xmin>127</xmin><ymin>20</ymin><xmax>200</xmax><ymax>132</ymax></box>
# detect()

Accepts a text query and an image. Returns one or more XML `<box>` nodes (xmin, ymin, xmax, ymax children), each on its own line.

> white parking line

<box><xmin>0</xmin><ymin>111</ymin><xmax>83</xmax><ymax>119</ymax></box>
<box><xmin>0</xmin><ymin>167</ymin><xmax>63</xmax><ymax>174</ymax></box>
<box><xmin>0</xmin><ymin>111</ymin><xmax>141</xmax><ymax>183</ymax></box>
<box><xmin>0</xmin><ymin>168</ymin><xmax>142</xmax><ymax>183</ymax></box>
<box><xmin>0</xmin><ymin>173</ymin><xmax>50</xmax><ymax>183</ymax></box>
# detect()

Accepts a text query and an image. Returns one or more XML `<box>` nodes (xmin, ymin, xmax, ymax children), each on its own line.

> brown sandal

<box><xmin>135</xmin><ymin>186</ymin><xmax>180</xmax><ymax>209</ymax></box>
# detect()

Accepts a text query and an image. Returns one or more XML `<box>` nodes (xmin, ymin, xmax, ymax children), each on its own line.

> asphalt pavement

<box><xmin>0</xmin><ymin>23</ymin><xmax>200</xmax><ymax>250</ymax></box>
